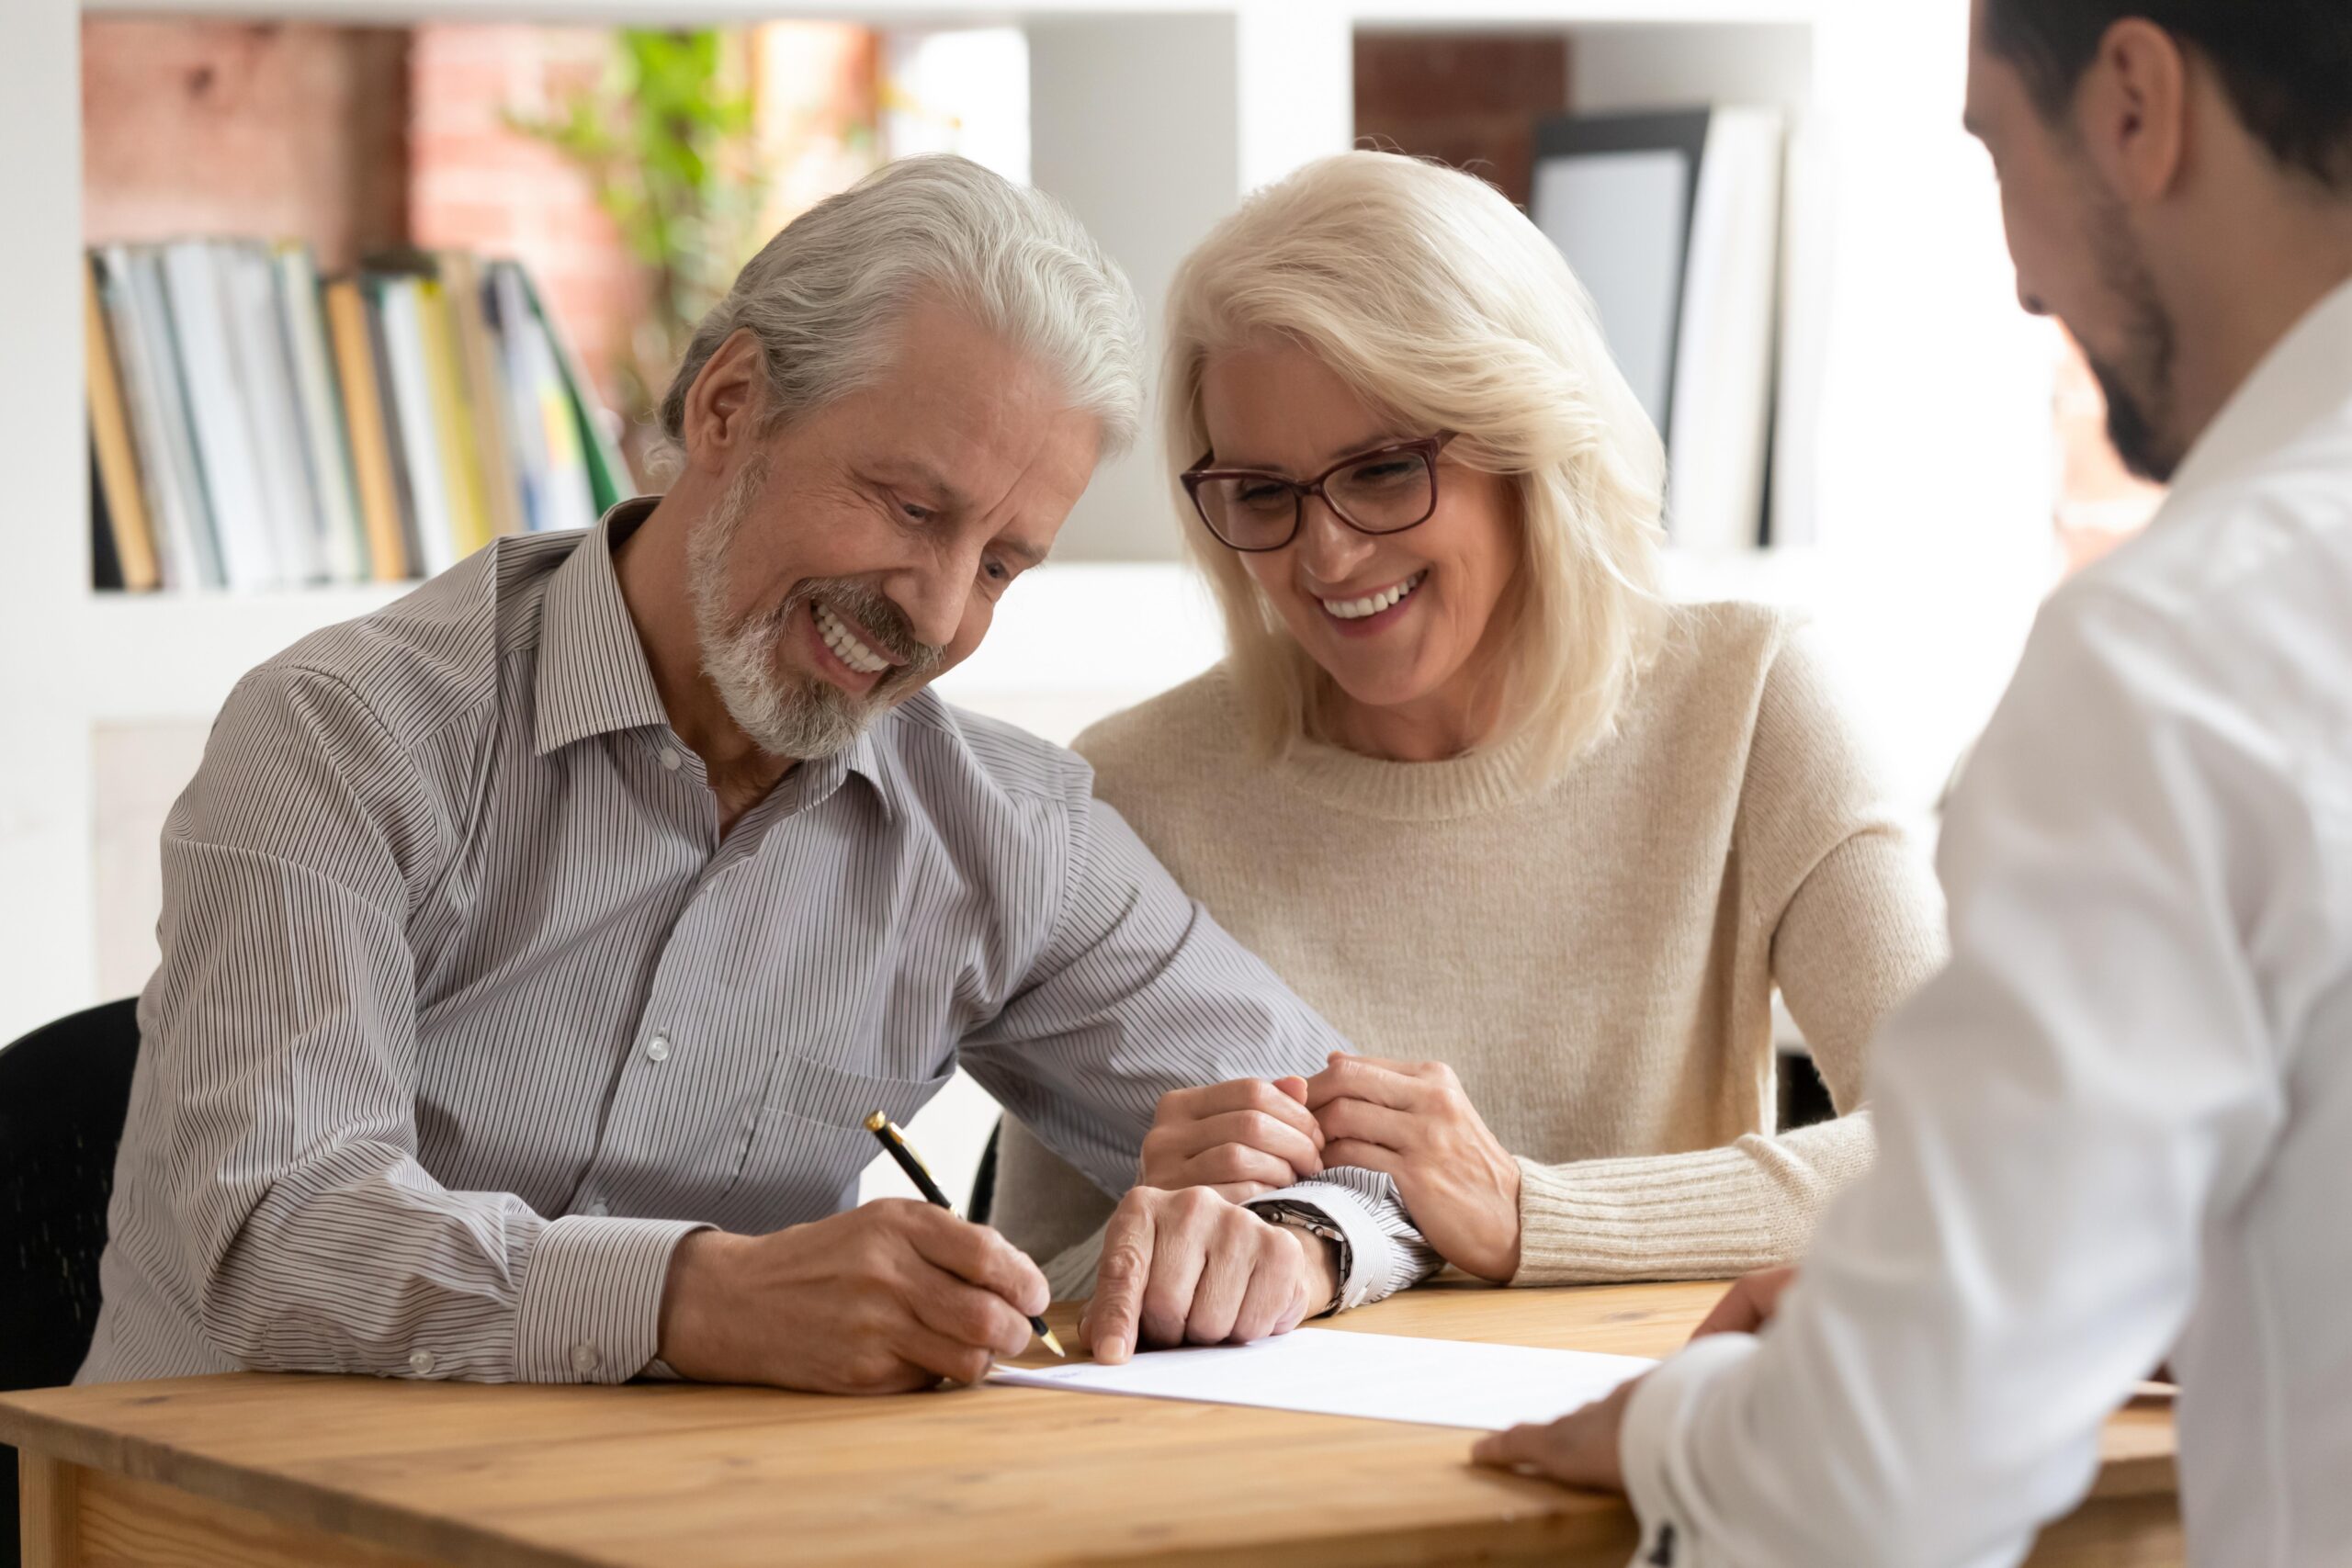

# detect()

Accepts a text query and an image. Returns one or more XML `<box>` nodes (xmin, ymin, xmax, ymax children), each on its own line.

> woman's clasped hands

<box><xmin>1142</xmin><ymin>1052</ymin><xmax>1524</xmax><ymax>1282</ymax></box>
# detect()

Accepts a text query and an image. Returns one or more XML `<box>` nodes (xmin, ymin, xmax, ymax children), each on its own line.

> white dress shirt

<box><xmin>1617</xmin><ymin>276</ymin><xmax>2352</xmax><ymax>1567</ymax></box>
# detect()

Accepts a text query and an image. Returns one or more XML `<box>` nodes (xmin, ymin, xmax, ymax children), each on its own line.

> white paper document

<box><xmin>990</xmin><ymin>1328</ymin><xmax>1656</xmax><ymax>1432</ymax></box>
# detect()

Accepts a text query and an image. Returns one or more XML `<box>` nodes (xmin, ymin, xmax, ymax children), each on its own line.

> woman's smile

<box><xmin>1315</xmin><ymin>569</ymin><xmax>1430</xmax><ymax>635</ymax></box>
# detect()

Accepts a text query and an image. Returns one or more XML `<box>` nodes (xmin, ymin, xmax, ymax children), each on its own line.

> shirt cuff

<box><xmin>514</xmin><ymin>1215</ymin><xmax>707</xmax><ymax>1383</ymax></box>
<box><xmin>1250</xmin><ymin>1178</ymin><xmax>1402</xmax><ymax>1312</ymax></box>
<box><xmin>1620</xmin><ymin>1330</ymin><xmax>1760</xmax><ymax>1568</ymax></box>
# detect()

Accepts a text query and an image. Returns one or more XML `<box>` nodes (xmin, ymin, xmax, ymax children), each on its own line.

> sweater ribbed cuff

<box><xmin>1510</xmin><ymin>1149</ymin><xmax>1799</xmax><ymax>1286</ymax></box>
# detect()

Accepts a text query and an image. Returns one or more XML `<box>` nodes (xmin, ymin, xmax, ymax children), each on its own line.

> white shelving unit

<box><xmin>6</xmin><ymin>0</ymin><xmax>2060</xmax><ymax>1055</ymax></box>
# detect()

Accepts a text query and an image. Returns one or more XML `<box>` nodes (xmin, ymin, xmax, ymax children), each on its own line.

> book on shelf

<box><xmin>1532</xmin><ymin>107</ymin><xmax>1788</xmax><ymax>552</ymax></box>
<box><xmin>84</xmin><ymin>241</ymin><xmax>632</xmax><ymax>593</ymax></box>
<box><xmin>83</xmin><ymin>255</ymin><xmax>158</xmax><ymax>592</ymax></box>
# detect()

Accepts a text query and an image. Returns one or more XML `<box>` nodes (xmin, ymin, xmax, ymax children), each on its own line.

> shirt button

<box><xmin>659</xmin><ymin>747</ymin><xmax>683</xmax><ymax>771</ymax></box>
<box><xmin>409</xmin><ymin>1349</ymin><xmax>435</xmax><ymax>1376</ymax></box>
<box><xmin>571</xmin><ymin>1344</ymin><xmax>602</xmax><ymax>1375</ymax></box>
<box><xmin>584</xmin><ymin>1199</ymin><xmax>610</xmax><ymax>1217</ymax></box>
<box><xmin>645</xmin><ymin>1035</ymin><xmax>672</xmax><ymax>1063</ymax></box>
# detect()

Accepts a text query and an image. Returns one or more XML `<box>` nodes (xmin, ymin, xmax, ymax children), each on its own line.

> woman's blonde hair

<box><xmin>1163</xmin><ymin>151</ymin><xmax>1668</xmax><ymax>778</ymax></box>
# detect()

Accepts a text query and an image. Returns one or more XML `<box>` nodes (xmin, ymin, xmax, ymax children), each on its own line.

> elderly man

<box><xmin>81</xmin><ymin>155</ymin><xmax>1434</xmax><ymax>1395</ymax></box>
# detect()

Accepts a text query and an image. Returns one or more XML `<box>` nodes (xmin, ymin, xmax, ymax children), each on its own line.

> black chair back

<box><xmin>967</xmin><ymin>1117</ymin><xmax>1003</xmax><ymax>1226</ymax></box>
<box><xmin>1</xmin><ymin>998</ymin><xmax>140</xmax><ymax>1566</ymax></box>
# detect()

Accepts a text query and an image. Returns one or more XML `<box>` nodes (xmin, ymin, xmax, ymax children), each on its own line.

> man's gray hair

<box><xmin>660</xmin><ymin>154</ymin><xmax>1146</xmax><ymax>457</ymax></box>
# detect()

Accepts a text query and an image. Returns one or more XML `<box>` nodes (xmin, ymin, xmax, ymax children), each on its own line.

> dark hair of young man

<box><xmin>1982</xmin><ymin>1</ymin><xmax>2352</xmax><ymax>190</ymax></box>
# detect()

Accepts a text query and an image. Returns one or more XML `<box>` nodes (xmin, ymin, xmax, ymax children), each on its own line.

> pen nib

<box><xmin>1040</xmin><ymin>1327</ymin><xmax>1067</xmax><ymax>1359</ymax></box>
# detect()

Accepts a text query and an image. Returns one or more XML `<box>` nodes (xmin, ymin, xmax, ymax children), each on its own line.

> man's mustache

<box><xmin>776</xmin><ymin>579</ymin><xmax>945</xmax><ymax>681</ymax></box>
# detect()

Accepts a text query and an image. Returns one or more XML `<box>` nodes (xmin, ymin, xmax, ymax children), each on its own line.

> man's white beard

<box><xmin>687</xmin><ymin>458</ymin><xmax>892</xmax><ymax>761</ymax></box>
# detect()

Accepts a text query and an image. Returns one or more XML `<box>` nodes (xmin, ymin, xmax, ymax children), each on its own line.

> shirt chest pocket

<box><xmin>715</xmin><ymin>1054</ymin><xmax>956</xmax><ymax>1232</ymax></box>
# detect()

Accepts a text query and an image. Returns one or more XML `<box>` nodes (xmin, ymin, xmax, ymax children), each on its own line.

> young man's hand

<box><xmin>1471</xmin><ymin>1374</ymin><xmax>1644</xmax><ymax>1492</ymax></box>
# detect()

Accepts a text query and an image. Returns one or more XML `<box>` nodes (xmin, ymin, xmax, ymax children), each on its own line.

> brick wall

<box><xmin>1353</xmin><ymin>32</ymin><xmax>1571</xmax><ymax>209</ymax></box>
<box><xmin>407</xmin><ymin>22</ymin><xmax>880</xmax><ymax>439</ymax></box>
<box><xmin>405</xmin><ymin>24</ymin><xmax>642</xmax><ymax>419</ymax></box>
<box><xmin>750</xmin><ymin>25</ymin><xmax>882</xmax><ymax>236</ymax></box>
<box><xmin>86</xmin><ymin>19</ymin><xmax>879</xmax><ymax>445</ymax></box>
<box><xmin>82</xmin><ymin>19</ymin><xmax>409</xmax><ymax>272</ymax></box>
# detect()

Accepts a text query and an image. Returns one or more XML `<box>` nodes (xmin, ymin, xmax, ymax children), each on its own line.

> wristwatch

<box><xmin>1251</xmin><ymin>1201</ymin><xmax>1351</xmax><ymax>1316</ymax></box>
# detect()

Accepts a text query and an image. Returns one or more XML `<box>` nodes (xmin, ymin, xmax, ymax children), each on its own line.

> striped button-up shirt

<box><xmin>81</xmin><ymin>501</ymin><xmax>1434</xmax><ymax>1388</ymax></box>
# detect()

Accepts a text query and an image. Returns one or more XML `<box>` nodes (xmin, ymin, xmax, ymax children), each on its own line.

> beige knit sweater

<box><xmin>992</xmin><ymin>601</ymin><xmax>1949</xmax><ymax>1287</ymax></box>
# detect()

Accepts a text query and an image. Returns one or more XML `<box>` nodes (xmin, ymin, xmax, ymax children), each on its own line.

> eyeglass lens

<box><xmin>1195</xmin><ymin>449</ymin><xmax>1435</xmax><ymax>549</ymax></box>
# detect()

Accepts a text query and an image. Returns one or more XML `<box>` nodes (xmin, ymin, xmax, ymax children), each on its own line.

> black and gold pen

<box><xmin>864</xmin><ymin>1111</ymin><xmax>1065</xmax><ymax>1358</ymax></box>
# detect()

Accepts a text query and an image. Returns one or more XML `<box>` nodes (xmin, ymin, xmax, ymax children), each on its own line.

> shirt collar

<box><xmin>2166</xmin><ymin>275</ymin><xmax>2352</xmax><ymax>509</ymax></box>
<box><xmin>775</xmin><ymin>728</ymin><xmax>896</xmax><ymax>824</ymax></box>
<box><xmin>533</xmin><ymin>498</ymin><xmax>673</xmax><ymax>757</ymax></box>
<box><xmin>531</xmin><ymin>496</ymin><xmax>899</xmax><ymax>823</ymax></box>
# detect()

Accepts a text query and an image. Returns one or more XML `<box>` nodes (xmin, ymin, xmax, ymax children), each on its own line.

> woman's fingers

<box><xmin>1302</xmin><ymin>1055</ymin><xmax>1426</xmax><ymax>1112</ymax></box>
<box><xmin>1317</xmin><ymin>1137</ymin><xmax>1406</xmax><ymax>1178</ymax></box>
<box><xmin>1182</xmin><ymin>1142</ymin><xmax>1300</xmax><ymax>1192</ymax></box>
<box><xmin>1144</xmin><ymin>1110</ymin><xmax>1322</xmax><ymax>1189</ymax></box>
<box><xmin>1314</xmin><ymin>1094</ymin><xmax>1419</xmax><ymax>1152</ymax></box>
<box><xmin>1159</xmin><ymin>1077</ymin><xmax>1325</xmax><ymax>1145</ymax></box>
<box><xmin>1143</xmin><ymin>1081</ymin><xmax>1330</xmax><ymax>1189</ymax></box>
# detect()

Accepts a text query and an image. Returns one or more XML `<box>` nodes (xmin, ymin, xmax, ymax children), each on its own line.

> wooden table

<box><xmin>7</xmin><ymin>1280</ymin><xmax>2178</xmax><ymax>1567</ymax></box>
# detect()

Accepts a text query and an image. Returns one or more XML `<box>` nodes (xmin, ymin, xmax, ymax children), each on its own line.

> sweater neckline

<box><xmin>1271</xmin><ymin>726</ymin><xmax>1557</xmax><ymax>820</ymax></box>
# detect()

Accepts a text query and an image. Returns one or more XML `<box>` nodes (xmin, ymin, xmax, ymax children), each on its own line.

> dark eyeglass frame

<box><xmin>1180</xmin><ymin>433</ymin><xmax>1458</xmax><ymax>553</ymax></box>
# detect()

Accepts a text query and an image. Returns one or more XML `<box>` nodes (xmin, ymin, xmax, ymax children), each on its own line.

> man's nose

<box><xmin>1297</xmin><ymin>494</ymin><xmax>1374</xmax><ymax>581</ymax></box>
<box><xmin>888</xmin><ymin>562</ymin><xmax>967</xmax><ymax>655</ymax></box>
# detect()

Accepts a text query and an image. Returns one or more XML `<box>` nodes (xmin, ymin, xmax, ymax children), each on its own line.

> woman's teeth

<box><xmin>814</xmin><ymin>603</ymin><xmax>891</xmax><ymax>674</ymax></box>
<box><xmin>1319</xmin><ymin>570</ymin><xmax>1428</xmax><ymax>621</ymax></box>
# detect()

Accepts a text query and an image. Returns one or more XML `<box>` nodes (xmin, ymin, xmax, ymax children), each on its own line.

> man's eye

<box><xmin>983</xmin><ymin>558</ymin><xmax>1010</xmax><ymax>583</ymax></box>
<box><xmin>899</xmin><ymin>501</ymin><xmax>933</xmax><ymax>524</ymax></box>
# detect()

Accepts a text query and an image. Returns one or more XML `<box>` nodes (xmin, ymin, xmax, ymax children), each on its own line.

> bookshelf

<box><xmin>6</xmin><ymin>0</ymin><xmax>2060</xmax><ymax>1063</ymax></box>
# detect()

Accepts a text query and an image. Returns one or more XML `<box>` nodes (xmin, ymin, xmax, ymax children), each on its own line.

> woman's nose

<box><xmin>1296</xmin><ymin>495</ymin><xmax>1374</xmax><ymax>582</ymax></box>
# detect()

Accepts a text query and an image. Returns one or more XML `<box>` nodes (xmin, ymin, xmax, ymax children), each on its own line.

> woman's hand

<box><xmin>1304</xmin><ymin>1054</ymin><xmax>1522</xmax><ymax>1281</ymax></box>
<box><xmin>1139</xmin><ymin>1076</ymin><xmax>1325</xmax><ymax>1201</ymax></box>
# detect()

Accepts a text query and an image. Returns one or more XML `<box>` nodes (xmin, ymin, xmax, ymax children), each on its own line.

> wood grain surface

<box><xmin>7</xmin><ymin>1280</ymin><xmax>2178</xmax><ymax>1567</ymax></box>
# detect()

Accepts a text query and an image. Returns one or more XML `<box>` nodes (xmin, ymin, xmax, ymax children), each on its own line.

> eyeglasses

<box><xmin>1181</xmin><ymin>434</ymin><xmax>1456</xmax><ymax>553</ymax></box>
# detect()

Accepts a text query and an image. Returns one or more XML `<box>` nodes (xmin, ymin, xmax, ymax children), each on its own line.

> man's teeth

<box><xmin>1320</xmin><ymin>570</ymin><xmax>1428</xmax><ymax>621</ymax></box>
<box><xmin>814</xmin><ymin>603</ymin><xmax>892</xmax><ymax>674</ymax></box>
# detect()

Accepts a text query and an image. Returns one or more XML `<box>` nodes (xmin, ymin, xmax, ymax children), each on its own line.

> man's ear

<box><xmin>2078</xmin><ymin>18</ymin><xmax>2191</xmax><ymax>204</ymax></box>
<box><xmin>679</xmin><ymin>329</ymin><xmax>767</xmax><ymax>475</ymax></box>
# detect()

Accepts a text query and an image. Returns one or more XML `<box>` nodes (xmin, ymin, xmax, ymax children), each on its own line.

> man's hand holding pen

<box><xmin>656</xmin><ymin>1107</ymin><xmax>1339</xmax><ymax>1395</ymax></box>
<box><xmin>657</xmin><ymin>1202</ymin><xmax>1051</xmax><ymax>1393</ymax></box>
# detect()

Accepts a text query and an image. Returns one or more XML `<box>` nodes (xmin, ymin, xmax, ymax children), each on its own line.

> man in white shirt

<box><xmin>1472</xmin><ymin>3</ymin><xmax>2352</xmax><ymax>1564</ymax></box>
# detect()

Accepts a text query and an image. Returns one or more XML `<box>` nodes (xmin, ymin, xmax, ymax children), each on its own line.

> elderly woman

<box><xmin>997</xmin><ymin>151</ymin><xmax>1946</xmax><ymax>1295</ymax></box>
